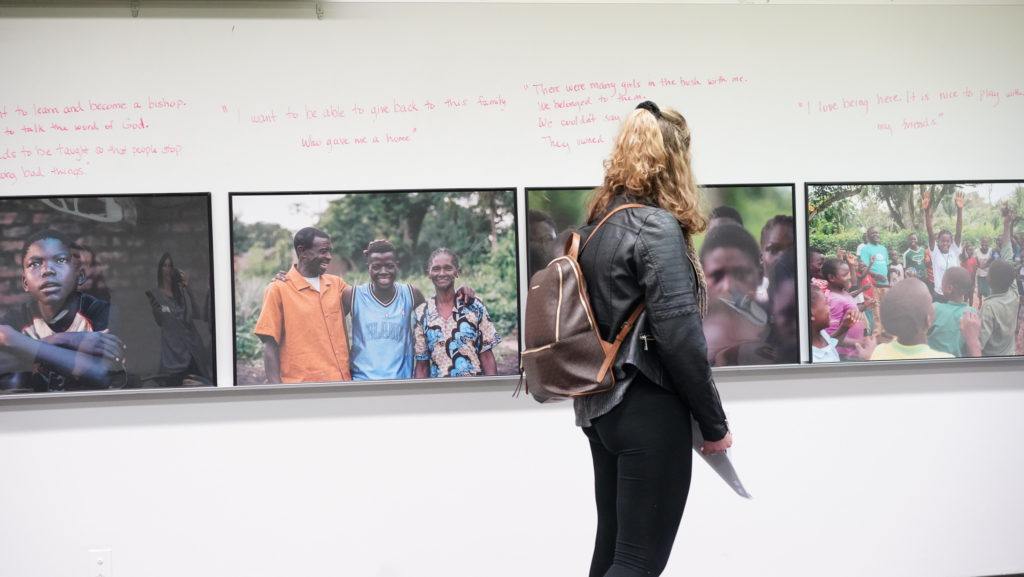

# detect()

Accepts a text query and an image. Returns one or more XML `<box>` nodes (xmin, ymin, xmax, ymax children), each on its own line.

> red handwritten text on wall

<box><xmin>795</xmin><ymin>86</ymin><xmax>1021</xmax><ymax>135</ymax></box>
<box><xmin>0</xmin><ymin>98</ymin><xmax>189</xmax><ymax>184</ymax></box>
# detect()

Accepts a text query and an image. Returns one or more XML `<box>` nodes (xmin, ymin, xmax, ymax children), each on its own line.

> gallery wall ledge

<box><xmin>1</xmin><ymin>0</ymin><xmax>1023</xmax><ymax>20</ymax></box>
<box><xmin>0</xmin><ymin>354</ymin><xmax>1020</xmax><ymax>410</ymax></box>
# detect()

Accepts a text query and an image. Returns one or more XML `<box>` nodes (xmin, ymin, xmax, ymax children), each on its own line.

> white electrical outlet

<box><xmin>87</xmin><ymin>549</ymin><xmax>112</xmax><ymax>577</ymax></box>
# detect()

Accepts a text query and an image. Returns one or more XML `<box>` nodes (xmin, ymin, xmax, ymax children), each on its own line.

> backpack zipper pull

<box><xmin>513</xmin><ymin>359</ymin><xmax>527</xmax><ymax>397</ymax></box>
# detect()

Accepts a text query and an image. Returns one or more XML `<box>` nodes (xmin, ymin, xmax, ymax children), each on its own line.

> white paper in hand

<box><xmin>692</xmin><ymin>418</ymin><xmax>752</xmax><ymax>499</ymax></box>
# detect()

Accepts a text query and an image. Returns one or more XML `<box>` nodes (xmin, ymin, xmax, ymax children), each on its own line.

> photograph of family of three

<box><xmin>231</xmin><ymin>189</ymin><xmax>520</xmax><ymax>385</ymax></box>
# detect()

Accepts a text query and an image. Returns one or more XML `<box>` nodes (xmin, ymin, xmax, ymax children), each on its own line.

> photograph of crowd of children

<box><xmin>0</xmin><ymin>194</ymin><xmax>215</xmax><ymax>393</ymax></box>
<box><xmin>232</xmin><ymin>190</ymin><xmax>520</xmax><ymax>385</ymax></box>
<box><xmin>527</xmin><ymin>185</ymin><xmax>798</xmax><ymax>366</ymax></box>
<box><xmin>808</xmin><ymin>181</ymin><xmax>1024</xmax><ymax>363</ymax></box>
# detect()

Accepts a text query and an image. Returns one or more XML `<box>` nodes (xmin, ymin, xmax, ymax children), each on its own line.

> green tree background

<box><xmin>808</xmin><ymin>183</ymin><xmax>1024</xmax><ymax>255</ymax></box>
<box><xmin>232</xmin><ymin>190</ymin><xmax>520</xmax><ymax>374</ymax></box>
<box><xmin>528</xmin><ymin>185</ymin><xmax>793</xmax><ymax>249</ymax></box>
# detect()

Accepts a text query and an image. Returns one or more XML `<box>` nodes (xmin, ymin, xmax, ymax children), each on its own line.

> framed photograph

<box><xmin>806</xmin><ymin>180</ymin><xmax>1024</xmax><ymax>363</ymax></box>
<box><xmin>0</xmin><ymin>193</ymin><xmax>216</xmax><ymax>393</ymax></box>
<box><xmin>231</xmin><ymin>189</ymin><xmax>520</xmax><ymax>385</ymax></box>
<box><xmin>526</xmin><ymin>184</ymin><xmax>798</xmax><ymax>367</ymax></box>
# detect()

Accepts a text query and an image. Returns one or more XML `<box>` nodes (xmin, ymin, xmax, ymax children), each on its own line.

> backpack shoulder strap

<box><xmin>581</xmin><ymin>203</ymin><xmax>647</xmax><ymax>251</ymax></box>
<box><xmin>566</xmin><ymin>203</ymin><xmax>647</xmax><ymax>259</ymax></box>
<box><xmin>596</xmin><ymin>303</ymin><xmax>645</xmax><ymax>383</ymax></box>
<box><xmin>566</xmin><ymin>231</ymin><xmax>582</xmax><ymax>260</ymax></box>
<box><xmin>569</xmin><ymin>202</ymin><xmax>649</xmax><ymax>381</ymax></box>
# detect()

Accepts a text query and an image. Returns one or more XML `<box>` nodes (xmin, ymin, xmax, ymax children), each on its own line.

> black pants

<box><xmin>583</xmin><ymin>377</ymin><xmax>693</xmax><ymax>577</ymax></box>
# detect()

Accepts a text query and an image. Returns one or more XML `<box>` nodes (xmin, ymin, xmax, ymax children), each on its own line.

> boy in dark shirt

<box><xmin>0</xmin><ymin>230</ymin><xmax>125</xmax><ymax>391</ymax></box>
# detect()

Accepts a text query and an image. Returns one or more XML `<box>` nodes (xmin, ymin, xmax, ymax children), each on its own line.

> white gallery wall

<box><xmin>1</xmin><ymin>3</ymin><xmax>1022</xmax><ymax>576</ymax></box>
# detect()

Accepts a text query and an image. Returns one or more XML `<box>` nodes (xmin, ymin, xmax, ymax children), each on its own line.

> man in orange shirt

<box><xmin>254</xmin><ymin>227</ymin><xmax>351</xmax><ymax>383</ymax></box>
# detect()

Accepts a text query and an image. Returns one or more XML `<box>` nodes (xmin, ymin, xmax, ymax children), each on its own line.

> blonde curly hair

<box><xmin>588</xmin><ymin>104</ymin><xmax>708</xmax><ymax>315</ymax></box>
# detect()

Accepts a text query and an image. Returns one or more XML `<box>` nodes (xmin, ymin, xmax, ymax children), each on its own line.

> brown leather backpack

<box><xmin>519</xmin><ymin>204</ymin><xmax>645</xmax><ymax>403</ymax></box>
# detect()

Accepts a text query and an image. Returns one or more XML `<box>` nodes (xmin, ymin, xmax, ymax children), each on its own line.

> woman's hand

<box><xmin>146</xmin><ymin>290</ymin><xmax>171</xmax><ymax>313</ymax></box>
<box><xmin>455</xmin><ymin>285</ymin><xmax>476</xmax><ymax>305</ymax></box>
<box><xmin>700</xmin><ymin>431</ymin><xmax>733</xmax><ymax>456</ymax></box>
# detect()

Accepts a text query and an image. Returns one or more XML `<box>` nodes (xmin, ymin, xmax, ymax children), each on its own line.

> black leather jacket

<box><xmin>578</xmin><ymin>196</ymin><xmax>729</xmax><ymax>442</ymax></box>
